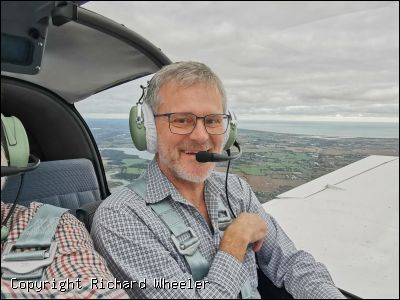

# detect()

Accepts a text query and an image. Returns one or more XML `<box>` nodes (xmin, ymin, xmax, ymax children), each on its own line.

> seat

<box><xmin>1</xmin><ymin>158</ymin><xmax>101</xmax><ymax>217</ymax></box>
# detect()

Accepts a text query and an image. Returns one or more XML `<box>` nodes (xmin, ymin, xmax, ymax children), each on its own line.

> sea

<box><xmin>87</xmin><ymin>118</ymin><xmax>399</xmax><ymax>139</ymax></box>
<box><xmin>238</xmin><ymin>120</ymin><xmax>399</xmax><ymax>139</ymax></box>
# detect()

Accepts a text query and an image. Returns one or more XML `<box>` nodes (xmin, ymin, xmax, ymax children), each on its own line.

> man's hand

<box><xmin>219</xmin><ymin>213</ymin><xmax>267</xmax><ymax>262</ymax></box>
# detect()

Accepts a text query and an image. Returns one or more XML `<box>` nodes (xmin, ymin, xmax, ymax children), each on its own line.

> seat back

<box><xmin>1</xmin><ymin>158</ymin><xmax>101</xmax><ymax>215</ymax></box>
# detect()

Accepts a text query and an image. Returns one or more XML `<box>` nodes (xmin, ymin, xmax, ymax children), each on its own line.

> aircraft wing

<box><xmin>262</xmin><ymin>155</ymin><xmax>399</xmax><ymax>299</ymax></box>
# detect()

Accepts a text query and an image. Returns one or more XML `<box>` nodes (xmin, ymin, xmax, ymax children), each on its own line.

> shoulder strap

<box><xmin>128</xmin><ymin>176</ymin><xmax>260</xmax><ymax>298</ymax></box>
<box><xmin>1</xmin><ymin>204</ymin><xmax>68</xmax><ymax>280</ymax></box>
<box><xmin>128</xmin><ymin>176</ymin><xmax>209</xmax><ymax>281</ymax></box>
<box><xmin>128</xmin><ymin>176</ymin><xmax>233</xmax><ymax>232</ymax></box>
<box><xmin>150</xmin><ymin>199</ymin><xmax>209</xmax><ymax>281</ymax></box>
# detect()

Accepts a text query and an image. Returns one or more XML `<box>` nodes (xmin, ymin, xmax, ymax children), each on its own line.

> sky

<box><xmin>78</xmin><ymin>1</ymin><xmax>399</xmax><ymax>122</ymax></box>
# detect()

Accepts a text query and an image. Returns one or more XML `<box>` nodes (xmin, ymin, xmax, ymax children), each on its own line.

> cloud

<box><xmin>80</xmin><ymin>1</ymin><xmax>399</xmax><ymax>121</ymax></box>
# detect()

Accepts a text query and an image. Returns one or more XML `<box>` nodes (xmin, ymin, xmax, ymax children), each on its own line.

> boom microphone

<box><xmin>196</xmin><ymin>141</ymin><xmax>242</xmax><ymax>163</ymax></box>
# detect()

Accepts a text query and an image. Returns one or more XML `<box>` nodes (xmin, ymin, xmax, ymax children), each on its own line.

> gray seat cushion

<box><xmin>1</xmin><ymin>158</ymin><xmax>101</xmax><ymax>215</ymax></box>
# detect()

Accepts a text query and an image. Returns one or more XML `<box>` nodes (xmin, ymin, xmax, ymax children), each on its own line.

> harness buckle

<box><xmin>1</xmin><ymin>241</ymin><xmax>57</xmax><ymax>276</ymax></box>
<box><xmin>171</xmin><ymin>228</ymin><xmax>200</xmax><ymax>256</ymax></box>
<box><xmin>218</xmin><ymin>207</ymin><xmax>232</xmax><ymax>231</ymax></box>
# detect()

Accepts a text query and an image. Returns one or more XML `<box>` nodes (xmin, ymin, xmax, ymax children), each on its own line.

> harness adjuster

<box><xmin>218</xmin><ymin>207</ymin><xmax>232</xmax><ymax>231</ymax></box>
<box><xmin>171</xmin><ymin>228</ymin><xmax>200</xmax><ymax>256</ymax></box>
<box><xmin>1</xmin><ymin>241</ymin><xmax>57</xmax><ymax>276</ymax></box>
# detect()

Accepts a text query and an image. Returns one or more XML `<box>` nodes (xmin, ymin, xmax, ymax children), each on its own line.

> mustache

<box><xmin>179</xmin><ymin>141</ymin><xmax>214</xmax><ymax>152</ymax></box>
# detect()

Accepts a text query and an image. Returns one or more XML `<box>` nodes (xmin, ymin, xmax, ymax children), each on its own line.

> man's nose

<box><xmin>189</xmin><ymin>119</ymin><xmax>209</xmax><ymax>143</ymax></box>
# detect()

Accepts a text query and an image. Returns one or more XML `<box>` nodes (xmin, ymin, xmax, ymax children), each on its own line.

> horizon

<box><xmin>84</xmin><ymin>115</ymin><xmax>399</xmax><ymax>139</ymax></box>
<box><xmin>81</xmin><ymin>113</ymin><xmax>399</xmax><ymax>123</ymax></box>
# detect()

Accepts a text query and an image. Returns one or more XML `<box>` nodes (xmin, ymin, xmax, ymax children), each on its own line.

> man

<box><xmin>1</xmin><ymin>140</ymin><xmax>128</xmax><ymax>298</ymax></box>
<box><xmin>91</xmin><ymin>61</ymin><xmax>345</xmax><ymax>299</ymax></box>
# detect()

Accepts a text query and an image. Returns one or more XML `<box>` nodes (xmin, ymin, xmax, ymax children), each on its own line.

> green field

<box><xmin>125</xmin><ymin>167</ymin><xmax>143</xmax><ymax>174</ymax></box>
<box><xmin>236</xmin><ymin>165</ymin><xmax>269</xmax><ymax>176</ymax></box>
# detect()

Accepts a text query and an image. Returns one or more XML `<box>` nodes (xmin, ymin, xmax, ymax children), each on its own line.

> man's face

<box><xmin>155</xmin><ymin>81</ymin><xmax>225</xmax><ymax>183</ymax></box>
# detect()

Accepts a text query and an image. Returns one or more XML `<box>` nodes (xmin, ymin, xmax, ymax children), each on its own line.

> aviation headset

<box><xmin>1</xmin><ymin>113</ymin><xmax>40</xmax><ymax>177</ymax></box>
<box><xmin>129</xmin><ymin>84</ymin><xmax>238</xmax><ymax>153</ymax></box>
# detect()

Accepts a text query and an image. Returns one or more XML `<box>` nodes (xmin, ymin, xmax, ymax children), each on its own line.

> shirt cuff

<box><xmin>207</xmin><ymin>250</ymin><xmax>246</xmax><ymax>297</ymax></box>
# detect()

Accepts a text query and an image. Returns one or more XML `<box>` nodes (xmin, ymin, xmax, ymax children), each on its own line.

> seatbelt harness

<box><xmin>150</xmin><ymin>199</ymin><xmax>209</xmax><ymax>281</ymax></box>
<box><xmin>1</xmin><ymin>204</ymin><xmax>68</xmax><ymax>280</ymax></box>
<box><xmin>127</xmin><ymin>176</ymin><xmax>260</xmax><ymax>299</ymax></box>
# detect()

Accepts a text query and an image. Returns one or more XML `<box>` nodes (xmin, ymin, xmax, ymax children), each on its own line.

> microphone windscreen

<box><xmin>196</xmin><ymin>151</ymin><xmax>213</xmax><ymax>163</ymax></box>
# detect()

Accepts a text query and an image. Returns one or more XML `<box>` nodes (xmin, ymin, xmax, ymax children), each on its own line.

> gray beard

<box><xmin>158</xmin><ymin>150</ymin><xmax>215</xmax><ymax>183</ymax></box>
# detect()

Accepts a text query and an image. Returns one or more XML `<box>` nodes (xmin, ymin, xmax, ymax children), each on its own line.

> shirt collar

<box><xmin>205</xmin><ymin>173</ymin><xmax>226</xmax><ymax>198</ymax></box>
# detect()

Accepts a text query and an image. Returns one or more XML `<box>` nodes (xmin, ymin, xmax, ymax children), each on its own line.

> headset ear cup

<box><xmin>223</xmin><ymin>123</ymin><xmax>237</xmax><ymax>151</ymax></box>
<box><xmin>129</xmin><ymin>106</ymin><xmax>147</xmax><ymax>151</ymax></box>
<box><xmin>223</xmin><ymin>111</ymin><xmax>237</xmax><ymax>151</ymax></box>
<box><xmin>1</xmin><ymin>114</ymin><xmax>29</xmax><ymax>167</ymax></box>
<box><xmin>142</xmin><ymin>102</ymin><xmax>157</xmax><ymax>154</ymax></box>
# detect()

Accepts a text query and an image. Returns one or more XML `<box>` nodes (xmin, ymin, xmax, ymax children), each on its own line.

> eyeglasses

<box><xmin>154</xmin><ymin>112</ymin><xmax>231</xmax><ymax>135</ymax></box>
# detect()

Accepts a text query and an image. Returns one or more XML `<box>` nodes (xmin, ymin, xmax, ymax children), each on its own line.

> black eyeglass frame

<box><xmin>154</xmin><ymin>112</ymin><xmax>231</xmax><ymax>135</ymax></box>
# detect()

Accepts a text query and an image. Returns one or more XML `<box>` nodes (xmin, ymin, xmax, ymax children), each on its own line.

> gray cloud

<box><xmin>79</xmin><ymin>1</ymin><xmax>399</xmax><ymax>121</ymax></box>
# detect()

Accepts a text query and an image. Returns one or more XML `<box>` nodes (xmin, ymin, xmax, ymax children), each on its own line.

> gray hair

<box><xmin>144</xmin><ymin>61</ymin><xmax>227</xmax><ymax>113</ymax></box>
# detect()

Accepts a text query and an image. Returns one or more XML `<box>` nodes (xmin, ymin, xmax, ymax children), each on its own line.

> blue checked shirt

<box><xmin>91</xmin><ymin>159</ymin><xmax>345</xmax><ymax>299</ymax></box>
